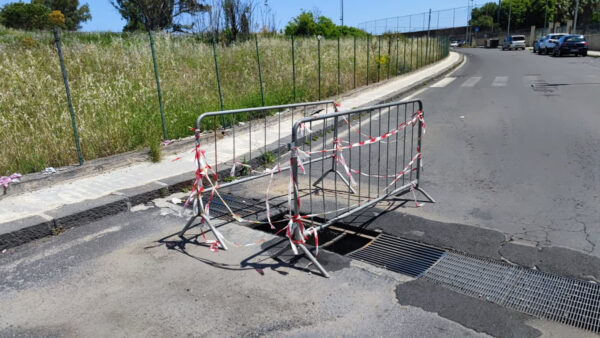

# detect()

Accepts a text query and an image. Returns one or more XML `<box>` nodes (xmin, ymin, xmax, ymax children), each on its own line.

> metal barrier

<box><xmin>274</xmin><ymin>99</ymin><xmax>434</xmax><ymax>277</ymax></box>
<box><xmin>178</xmin><ymin>100</ymin><xmax>338</xmax><ymax>249</ymax></box>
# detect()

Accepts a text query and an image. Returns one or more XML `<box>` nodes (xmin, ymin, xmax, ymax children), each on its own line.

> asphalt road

<box><xmin>370</xmin><ymin>48</ymin><xmax>600</xmax><ymax>263</ymax></box>
<box><xmin>2</xmin><ymin>194</ymin><xmax>595</xmax><ymax>338</ymax></box>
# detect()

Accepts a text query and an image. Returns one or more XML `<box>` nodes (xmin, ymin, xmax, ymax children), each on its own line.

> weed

<box><xmin>52</xmin><ymin>227</ymin><xmax>65</xmax><ymax>236</ymax></box>
<box><xmin>261</xmin><ymin>150</ymin><xmax>276</xmax><ymax>166</ymax></box>
<box><xmin>223</xmin><ymin>176</ymin><xmax>237</xmax><ymax>182</ymax></box>
<box><xmin>149</xmin><ymin>140</ymin><xmax>161</xmax><ymax>163</ymax></box>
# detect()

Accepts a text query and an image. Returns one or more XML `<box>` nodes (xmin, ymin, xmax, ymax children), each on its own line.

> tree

<box><xmin>284</xmin><ymin>10</ymin><xmax>366</xmax><ymax>38</ymax></box>
<box><xmin>111</xmin><ymin>0</ymin><xmax>209</xmax><ymax>32</ymax></box>
<box><xmin>32</xmin><ymin>0</ymin><xmax>91</xmax><ymax>30</ymax></box>
<box><xmin>0</xmin><ymin>3</ymin><xmax>50</xmax><ymax>30</ymax></box>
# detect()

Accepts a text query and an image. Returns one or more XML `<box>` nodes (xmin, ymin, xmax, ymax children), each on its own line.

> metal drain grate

<box><xmin>201</xmin><ymin>194</ymin><xmax>265</xmax><ymax>220</ymax></box>
<box><xmin>348</xmin><ymin>233</ymin><xmax>446</xmax><ymax>277</ymax></box>
<box><xmin>423</xmin><ymin>253</ymin><xmax>600</xmax><ymax>333</ymax></box>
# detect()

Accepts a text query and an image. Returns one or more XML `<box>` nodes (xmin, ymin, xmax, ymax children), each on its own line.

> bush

<box><xmin>0</xmin><ymin>3</ymin><xmax>50</xmax><ymax>30</ymax></box>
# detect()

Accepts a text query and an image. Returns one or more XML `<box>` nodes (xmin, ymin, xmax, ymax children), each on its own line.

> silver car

<box><xmin>502</xmin><ymin>35</ymin><xmax>526</xmax><ymax>50</ymax></box>
<box><xmin>539</xmin><ymin>33</ymin><xmax>568</xmax><ymax>55</ymax></box>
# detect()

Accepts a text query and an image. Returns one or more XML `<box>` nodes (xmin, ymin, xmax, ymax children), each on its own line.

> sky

<box><xmin>0</xmin><ymin>0</ymin><xmax>489</xmax><ymax>33</ymax></box>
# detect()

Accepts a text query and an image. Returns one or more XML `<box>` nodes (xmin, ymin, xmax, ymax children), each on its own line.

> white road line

<box><xmin>491</xmin><ymin>76</ymin><xmax>508</xmax><ymax>87</ymax></box>
<box><xmin>461</xmin><ymin>76</ymin><xmax>482</xmax><ymax>87</ymax></box>
<box><xmin>430</xmin><ymin>77</ymin><xmax>457</xmax><ymax>87</ymax></box>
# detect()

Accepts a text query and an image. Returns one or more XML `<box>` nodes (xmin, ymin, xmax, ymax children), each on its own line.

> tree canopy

<box><xmin>111</xmin><ymin>0</ymin><xmax>209</xmax><ymax>32</ymax></box>
<box><xmin>32</xmin><ymin>0</ymin><xmax>91</xmax><ymax>30</ymax></box>
<box><xmin>0</xmin><ymin>3</ymin><xmax>50</xmax><ymax>30</ymax></box>
<box><xmin>470</xmin><ymin>0</ymin><xmax>600</xmax><ymax>30</ymax></box>
<box><xmin>284</xmin><ymin>10</ymin><xmax>366</xmax><ymax>38</ymax></box>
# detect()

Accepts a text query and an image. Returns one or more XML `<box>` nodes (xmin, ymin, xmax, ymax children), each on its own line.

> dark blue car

<box><xmin>552</xmin><ymin>35</ymin><xmax>588</xmax><ymax>57</ymax></box>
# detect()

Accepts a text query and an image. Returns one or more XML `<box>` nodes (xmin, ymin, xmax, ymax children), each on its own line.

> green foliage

<box><xmin>32</xmin><ymin>0</ymin><xmax>91</xmax><ymax>30</ymax></box>
<box><xmin>261</xmin><ymin>150</ymin><xmax>275</xmax><ymax>166</ymax></box>
<box><xmin>0</xmin><ymin>29</ymin><xmax>443</xmax><ymax>174</ymax></box>
<box><xmin>110</xmin><ymin>0</ymin><xmax>209</xmax><ymax>32</ymax></box>
<box><xmin>0</xmin><ymin>3</ymin><xmax>50</xmax><ymax>30</ymax></box>
<box><xmin>285</xmin><ymin>10</ymin><xmax>367</xmax><ymax>38</ymax></box>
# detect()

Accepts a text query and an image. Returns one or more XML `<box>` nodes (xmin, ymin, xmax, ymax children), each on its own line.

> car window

<box><xmin>513</xmin><ymin>36</ymin><xmax>525</xmax><ymax>41</ymax></box>
<box><xmin>550</xmin><ymin>35</ymin><xmax>562</xmax><ymax>39</ymax></box>
<box><xmin>566</xmin><ymin>36</ymin><xmax>585</xmax><ymax>42</ymax></box>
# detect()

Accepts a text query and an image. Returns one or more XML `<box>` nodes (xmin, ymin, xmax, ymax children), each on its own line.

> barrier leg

<box><xmin>179</xmin><ymin>213</ymin><xmax>228</xmax><ymax>250</ymax></box>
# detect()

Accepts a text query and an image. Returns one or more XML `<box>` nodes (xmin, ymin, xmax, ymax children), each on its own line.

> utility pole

<box><xmin>573</xmin><ymin>0</ymin><xmax>580</xmax><ymax>34</ymax></box>
<box><xmin>507</xmin><ymin>0</ymin><xmax>512</xmax><ymax>36</ymax></box>
<box><xmin>543</xmin><ymin>0</ymin><xmax>548</xmax><ymax>35</ymax></box>
<box><xmin>497</xmin><ymin>0</ymin><xmax>501</xmax><ymax>32</ymax></box>
<box><xmin>340</xmin><ymin>0</ymin><xmax>344</xmax><ymax>26</ymax></box>
<box><xmin>426</xmin><ymin>9</ymin><xmax>431</xmax><ymax>58</ymax></box>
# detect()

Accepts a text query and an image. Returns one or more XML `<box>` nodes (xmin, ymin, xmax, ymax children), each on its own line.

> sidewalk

<box><xmin>0</xmin><ymin>52</ymin><xmax>463</xmax><ymax>250</ymax></box>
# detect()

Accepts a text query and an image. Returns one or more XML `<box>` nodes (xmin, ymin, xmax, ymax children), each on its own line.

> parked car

<box><xmin>552</xmin><ymin>35</ymin><xmax>588</xmax><ymax>57</ymax></box>
<box><xmin>539</xmin><ymin>33</ymin><xmax>568</xmax><ymax>54</ymax></box>
<box><xmin>450</xmin><ymin>40</ymin><xmax>459</xmax><ymax>47</ymax></box>
<box><xmin>533</xmin><ymin>36</ymin><xmax>548</xmax><ymax>53</ymax></box>
<box><xmin>502</xmin><ymin>35</ymin><xmax>526</xmax><ymax>50</ymax></box>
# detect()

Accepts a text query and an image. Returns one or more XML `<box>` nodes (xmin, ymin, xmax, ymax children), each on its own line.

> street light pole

<box><xmin>341</xmin><ymin>0</ymin><xmax>344</xmax><ymax>26</ymax></box>
<box><xmin>573</xmin><ymin>0</ymin><xmax>580</xmax><ymax>34</ymax></box>
<box><xmin>543</xmin><ymin>0</ymin><xmax>548</xmax><ymax>35</ymax></box>
<box><xmin>507</xmin><ymin>0</ymin><xmax>512</xmax><ymax>35</ymax></box>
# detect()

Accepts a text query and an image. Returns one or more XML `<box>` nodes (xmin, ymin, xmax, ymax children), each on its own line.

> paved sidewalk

<box><xmin>0</xmin><ymin>52</ymin><xmax>462</xmax><ymax>250</ymax></box>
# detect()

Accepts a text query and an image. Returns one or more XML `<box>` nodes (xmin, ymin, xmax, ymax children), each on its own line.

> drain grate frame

<box><xmin>423</xmin><ymin>252</ymin><xmax>600</xmax><ymax>333</ymax></box>
<box><xmin>348</xmin><ymin>233</ymin><xmax>446</xmax><ymax>277</ymax></box>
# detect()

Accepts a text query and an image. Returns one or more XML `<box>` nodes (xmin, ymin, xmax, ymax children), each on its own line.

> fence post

<box><xmin>353</xmin><ymin>36</ymin><xmax>356</xmax><ymax>88</ymax></box>
<box><xmin>377</xmin><ymin>35</ymin><xmax>381</xmax><ymax>82</ymax></box>
<box><xmin>291</xmin><ymin>35</ymin><xmax>296</xmax><ymax>101</ymax></box>
<box><xmin>410</xmin><ymin>36</ymin><xmax>413</xmax><ymax>70</ymax></box>
<box><xmin>337</xmin><ymin>36</ymin><xmax>341</xmax><ymax>95</ymax></box>
<box><xmin>147</xmin><ymin>30</ymin><xmax>167</xmax><ymax>141</ymax></box>
<box><xmin>395</xmin><ymin>37</ymin><xmax>399</xmax><ymax>75</ymax></box>
<box><xmin>366</xmin><ymin>35</ymin><xmax>370</xmax><ymax>85</ymax></box>
<box><xmin>387</xmin><ymin>37</ymin><xmax>391</xmax><ymax>79</ymax></box>
<box><xmin>53</xmin><ymin>26</ymin><xmax>83</xmax><ymax>165</ymax></box>
<box><xmin>317</xmin><ymin>35</ymin><xmax>321</xmax><ymax>101</ymax></box>
<box><xmin>403</xmin><ymin>37</ymin><xmax>407</xmax><ymax>73</ymax></box>
<box><xmin>211</xmin><ymin>37</ymin><xmax>225</xmax><ymax>126</ymax></box>
<box><xmin>254</xmin><ymin>35</ymin><xmax>265</xmax><ymax>106</ymax></box>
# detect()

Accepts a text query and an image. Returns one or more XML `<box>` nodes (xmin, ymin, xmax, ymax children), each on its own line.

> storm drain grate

<box><xmin>423</xmin><ymin>253</ymin><xmax>600</xmax><ymax>333</ymax></box>
<box><xmin>201</xmin><ymin>194</ymin><xmax>265</xmax><ymax>221</ymax></box>
<box><xmin>348</xmin><ymin>233</ymin><xmax>446</xmax><ymax>277</ymax></box>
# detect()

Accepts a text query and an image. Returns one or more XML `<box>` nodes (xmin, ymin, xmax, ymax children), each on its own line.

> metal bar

<box><xmin>337</xmin><ymin>36</ymin><xmax>341</xmax><ymax>95</ymax></box>
<box><xmin>147</xmin><ymin>30</ymin><xmax>167</xmax><ymax>141</ymax></box>
<box><xmin>255</xmin><ymin>35</ymin><xmax>265</xmax><ymax>106</ymax></box>
<box><xmin>395</xmin><ymin>37</ymin><xmax>399</xmax><ymax>75</ymax></box>
<box><xmin>353</xmin><ymin>36</ymin><xmax>357</xmax><ymax>88</ymax></box>
<box><xmin>377</xmin><ymin>35</ymin><xmax>381</xmax><ymax>82</ymax></box>
<box><xmin>366</xmin><ymin>35</ymin><xmax>370</xmax><ymax>85</ymax></box>
<box><xmin>212</xmin><ymin>37</ymin><xmax>225</xmax><ymax>113</ymax></box>
<box><xmin>318</xmin><ymin>36</ymin><xmax>322</xmax><ymax>100</ymax></box>
<box><xmin>291</xmin><ymin>35</ymin><xmax>296</xmax><ymax>101</ymax></box>
<box><xmin>53</xmin><ymin>27</ymin><xmax>83</xmax><ymax>165</ymax></box>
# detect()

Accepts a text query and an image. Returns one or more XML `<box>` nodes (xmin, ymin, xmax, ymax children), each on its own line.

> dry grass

<box><xmin>0</xmin><ymin>29</ymin><xmax>447</xmax><ymax>174</ymax></box>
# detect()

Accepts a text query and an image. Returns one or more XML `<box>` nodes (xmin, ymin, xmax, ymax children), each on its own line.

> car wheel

<box><xmin>557</xmin><ymin>49</ymin><xmax>561</xmax><ymax>57</ymax></box>
<box><xmin>582</xmin><ymin>51</ymin><xmax>587</xmax><ymax>57</ymax></box>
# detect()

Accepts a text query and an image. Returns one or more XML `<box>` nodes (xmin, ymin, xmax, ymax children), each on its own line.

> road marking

<box><xmin>430</xmin><ymin>77</ymin><xmax>457</xmax><ymax>87</ymax></box>
<box><xmin>461</xmin><ymin>76</ymin><xmax>482</xmax><ymax>87</ymax></box>
<box><xmin>491</xmin><ymin>76</ymin><xmax>508</xmax><ymax>87</ymax></box>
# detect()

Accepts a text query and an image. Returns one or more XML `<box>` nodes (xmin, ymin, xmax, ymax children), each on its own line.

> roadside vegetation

<box><xmin>0</xmin><ymin>1</ymin><xmax>448</xmax><ymax>175</ymax></box>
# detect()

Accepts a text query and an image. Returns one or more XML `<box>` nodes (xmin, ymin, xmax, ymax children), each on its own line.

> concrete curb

<box><xmin>0</xmin><ymin>53</ymin><xmax>464</xmax><ymax>252</ymax></box>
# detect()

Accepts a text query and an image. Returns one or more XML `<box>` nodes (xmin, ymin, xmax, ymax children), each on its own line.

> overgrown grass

<box><xmin>0</xmin><ymin>28</ymin><xmax>448</xmax><ymax>174</ymax></box>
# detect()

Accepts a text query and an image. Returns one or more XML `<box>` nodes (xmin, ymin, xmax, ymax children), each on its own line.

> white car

<box><xmin>502</xmin><ymin>35</ymin><xmax>526</xmax><ymax>50</ymax></box>
<box><xmin>450</xmin><ymin>40</ymin><xmax>459</xmax><ymax>47</ymax></box>
<box><xmin>539</xmin><ymin>33</ymin><xmax>569</xmax><ymax>55</ymax></box>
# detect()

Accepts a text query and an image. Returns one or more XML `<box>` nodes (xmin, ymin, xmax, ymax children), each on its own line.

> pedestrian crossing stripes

<box><xmin>428</xmin><ymin>76</ymin><xmax>513</xmax><ymax>88</ymax></box>
<box><xmin>430</xmin><ymin>77</ymin><xmax>457</xmax><ymax>87</ymax></box>
<box><xmin>461</xmin><ymin>76</ymin><xmax>482</xmax><ymax>87</ymax></box>
<box><xmin>491</xmin><ymin>76</ymin><xmax>508</xmax><ymax>87</ymax></box>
